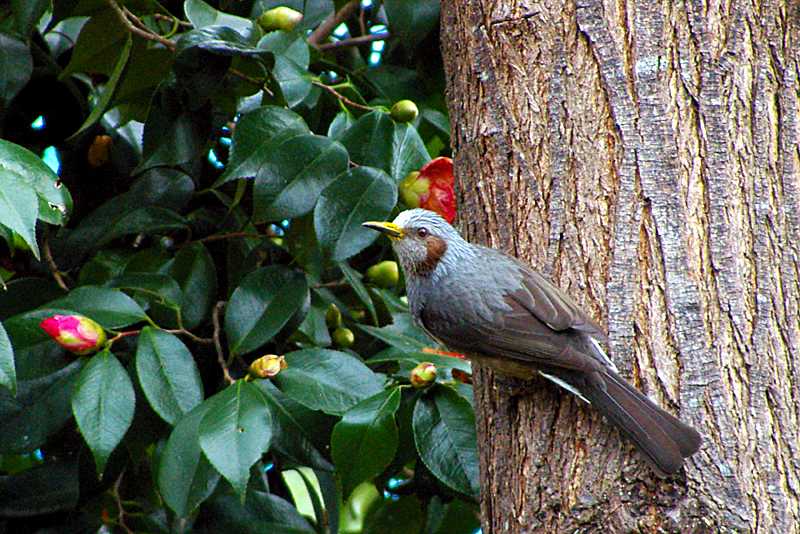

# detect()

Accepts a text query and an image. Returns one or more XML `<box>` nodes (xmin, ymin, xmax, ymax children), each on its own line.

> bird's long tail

<box><xmin>579</xmin><ymin>369</ymin><xmax>702</xmax><ymax>475</ymax></box>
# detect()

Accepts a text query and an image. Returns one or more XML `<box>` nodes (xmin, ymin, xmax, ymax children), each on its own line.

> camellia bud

<box><xmin>87</xmin><ymin>135</ymin><xmax>112</xmax><ymax>167</ymax></box>
<box><xmin>39</xmin><ymin>314</ymin><xmax>106</xmax><ymax>355</ymax></box>
<box><xmin>390</xmin><ymin>100</ymin><xmax>419</xmax><ymax>123</ymax></box>
<box><xmin>325</xmin><ymin>303</ymin><xmax>342</xmax><ymax>329</ymax></box>
<box><xmin>257</xmin><ymin>6</ymin><xmax>303</xmax><ymax>32</ymax></box>
<box><xmin>366</xmin><ymin>260</ymin><xmax>399</xmax><ymax>288</ymax></box>
<box><xmin>248</xmin><ymin>354</ymin><xmax>287</xmax><ymax>379</ymax></box>
<box><xmin>332</xmin><ymin>327</ymin><xmax>355</xmax><ymax>348</ymax></box>
<box><xmin>398</xmin><ymin>157</ymin><xmax>456</xmax><ymax>223</ymax></box>
<box><xmin>410</xmin><ymin>362</ymin><xmax>437</xmax><ymax>388</ymax></box>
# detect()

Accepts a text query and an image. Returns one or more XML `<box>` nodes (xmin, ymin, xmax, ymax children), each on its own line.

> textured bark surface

<box><xmin>440</xmin><ymin>0</ymin><xmax>800</xmax><ymax>532</ymax></box>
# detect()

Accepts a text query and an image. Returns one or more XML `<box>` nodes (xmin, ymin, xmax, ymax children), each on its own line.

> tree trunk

<box><xmin>440</xmin><ymin>1</ymin><xmax>800</xmax><ymax>532</ymax></box>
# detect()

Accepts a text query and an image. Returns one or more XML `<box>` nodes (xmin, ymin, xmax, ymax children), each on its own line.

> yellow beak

<box><xmin>362</xmin><ymin>221</ymin><xmax>404</xmax><ymax>240</ymax></box>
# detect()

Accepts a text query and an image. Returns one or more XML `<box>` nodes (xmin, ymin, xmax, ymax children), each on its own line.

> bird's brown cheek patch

<box><xmin>418</xmin><ymin>236</ymin><xmax>448</xmax><ymax>274</ymax></box>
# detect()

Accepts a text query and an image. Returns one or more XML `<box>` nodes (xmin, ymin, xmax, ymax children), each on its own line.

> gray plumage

<box><xmin>364</xmin><ymin>208</ymin><xmax>701</xmax><ymax>475</ymax></box>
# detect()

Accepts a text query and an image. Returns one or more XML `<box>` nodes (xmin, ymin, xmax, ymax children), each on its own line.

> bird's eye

<box><xmin>416</xmin><ymin>227</ymin><xmax>429</xmax><ymax>238</ymax></box>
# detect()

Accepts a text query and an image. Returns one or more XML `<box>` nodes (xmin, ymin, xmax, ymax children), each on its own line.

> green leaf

<box><xmin>258</xmin><ymin>31</ymin><xmax>311</xmax><ymax>107</ymax></box>
<box><xmin>108</xmin><ymin>273</ymin><xmax>184</xmax><ymax>313</ymax></box>
<box><xmin>0</xmin><ymin>176</ymin><xmax>39</xmax><ymax>258</ymax></box>
<box><xmin>253</xmin><ymin>134</ymin><xmax>349</xmax><ymax>222</ymax></box>
<box><xmin>412</xmin><ymin>386</ymin><xmax>479</xmax><ymax>497</ymax></box>
<box><xmin>199</xmin><ymin>380</ymin><xmax>272</xmax><ymax>496</ymax></box>
<box><xmin>0</xmin><ymin>460</ymin><xmax>79</xmax><ymax>517</ymax></box>
<box><xmin>0</xmin><ymin>32</ymin><xmax>33</xmax><ymax>107</ymax></box>
<box><xmin>203</xmin><ymin>490</ymin><xmax>316</xmax><ymax>534</ymax></box>
<box><xmin>314</xmin><ymin>167</ymin><xmax>397</xmax><ymax>262</ymax></box>
<box><xmin>339</xmin><ymin>111</ymin><xmax>430</xmax><ymax>181</ymax></box>
<box><xmin>169</xmin><ymin>243</ymin><xmax>217</xmax><ymax>329</ymax></box>
<box><xmin>0</xmin><ymin>361</ymin><xmax>83</xmax><ymax>453</ymax></box>
<box><xmin>69</xmin><ymin>34</ymin><xmax>133</xmax><ymax>139</ymax></box>
<box><xmin>11</xmin><ymin>0</ymin><xmax>50</xmax><ymax>37</ymax></box>
<box><xmin>332</xmin><ymin>387</ymin><xmax>400</xmax><ymax>496</ymax></box>
<box><xmin>357</xmin><ymin>313</ymin><xmax>431</xmax><ymax>352</ymax></box>
<box><xmin>274</xmin><ymin>348</ymin><xmax>384</xmax><ymax>415</ymax></box>
<box><xmin>72</xmin><ymin>350</ymin><xmax>136</xmax><ymax>475</ymax></box>
<box><xmin>339</xmin><ymin>262</ymin><xmax>378</xmax><ymax>325</ymax></box>
<box><xmin>46</xmin><ymin>286</ymin><xmax>148</xmax><ymax>328</ymax></box>
<box><xmin>103</xmin><ymin>206</ymin><xmax>188</xmax><ymax>245</ymax></box>
<box><xmin>0</xmin><ymin>139</ymin><xmax>72</xmax><ymax>226</ymax></box>
<box><xmin>225</xmin><ymin>265</ymin><xmax>309</xmax><ymax>356</ymax></box>
<box><xmin>254</xmin><ymin>381</ymin><xmax>333</xmax><ymax>471</ymax></box>
<box><xmin>158</xmin><ymin>403</ymin><xmax>220</xmax><ymax>517</ymax></box>
<box><xmin>216</xmin><ymin>105</ymin><xmax>309</xmax><ymax>185</ymax></box>
<box><xmin>364</xmin><ymin>495</ymin><xmax>424</xmax><ymax>534</ymax></box>
<box><xmin>185</xmin><ymin>0</ymin><xmax>261</xmax><ymax>43</ymax></box>
<box><xmin>60</xmin><ymin>10</ymin><xmax>126</xmax><ymax>78</ymax></box>
<box><xmin>0</xmin><ymin>321</ymin><xmax>15</xmax><ymax>395</ymax></box>
<box><xmin>135</xmin><ymin>327</ymin><xmax>203</xmax><ymax>425</ymax></box>
<box><xmin>383</xmin><ymin>0</ymin><xmax>441</xmax><ymax>49</ymax></box>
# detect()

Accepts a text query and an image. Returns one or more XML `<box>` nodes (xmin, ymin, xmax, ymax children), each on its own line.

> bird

<box><xmin>363</xmin><ymin>208</ymin><xmax>702</xmax><ymax>475</ymax></box>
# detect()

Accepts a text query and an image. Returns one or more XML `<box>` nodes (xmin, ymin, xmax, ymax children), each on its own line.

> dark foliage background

<box><xmin>0</xmin><ymin>1</ymin><xmax>480</xmax><ymax>532</ymax></box>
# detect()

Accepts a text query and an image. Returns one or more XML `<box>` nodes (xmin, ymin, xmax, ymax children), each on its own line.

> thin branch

<box><xmin>110</xmin><ymin>471</ymin><xmax>134</xmax><ymax>534</ymax></box>
<box><xmin>43</xmin><ymin>233</ymin><xmax>69</xmax><ymax>291</ymax></box>
<box><xmin>153</xmin><ymin>13</ymin><xmax>192</xmax><ymax>26</ymax></box>
<box><xmin>320</xmin><ymin>32</ymin><xmax>390</xmax><ymax>51</ymax></box>
<box><xmin>212</xmin><ymin>301</ymin><xmax>234</xmax><ymax>384</ymax></box>
<box><xmin>105</xmin><ymin>0</ymin><xmax>176</xmax><ymax>50</ymax></box>
<box><xmin>229</xmin><ymin>68</ymin><xmax>275</xmax><ymax>97</ymax></box>
<box><xmin>312</xmin><ymin>80</ymin><xmax>373</xmax><ymax>111</ymax></box>
<box><xmin>308</xmin><ymin>0</ymin><xmax>360</xmax><ymax>46</ymax></box>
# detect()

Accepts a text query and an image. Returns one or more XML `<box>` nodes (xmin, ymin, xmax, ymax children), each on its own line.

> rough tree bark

<box><xmin>440</xmin><ymin>0</ymin><xmax>800</xmax><ymax>532</ymax></box>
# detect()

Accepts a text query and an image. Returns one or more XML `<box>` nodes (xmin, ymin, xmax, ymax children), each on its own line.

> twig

<box><xmin>212</xmin><ymin>301</ymin><xmax>234</xmax><ymax>384</ymax></box>
<box><xmin>154</xmin><ymin>13</ymin><xmax>192</xmax><ymax>26</ymax></box>
<box><xmin>320</xmin><ymin>32</ymin><xmax>390</xmax><ymax>51</ymax></box>
<box><xmin>312</xmin><ymin>80</ymin><xmax>373</xmax><ymax>111</ymax></box>
<box><xmin>105</xmin><ymin>0</ymin><xmax>176</xmax><ymax>51</ymax></box>
<box><xmin>110</xmin><ymin>471</ymin><xmax>134</xmax><ymax>534</ymax></box>
<box><xmin>312</xmin><ymin>279</ymin><xmax>347</xmax><ymax>289</ymax></box>
<box><xmin>229</xmin><ymin>68</ymin><xmax>275</xmax><ymax>97</ymax></box>
<box><xmin>43</xmin><ymin>233</ymin><xmax>69</xmax><ymax>291</ymax></box>
<box><xmin>308</xmin><ymin>0</ymin><xmax>360</xmax><ymax>46</ymax></box>
<box><xmin>195</xmin><ymin>231</ymin><xmax>263</xmax><ymax>244</ymax></box>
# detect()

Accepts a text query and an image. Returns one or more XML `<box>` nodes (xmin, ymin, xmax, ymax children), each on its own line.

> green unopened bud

<box><xmin>410</xmin><ymin>362</ymin><xmax>437</xmax><ymax>388</ymax></box>
<box><xmin>248</xmin><ymin>354</ymin><xmax>287</xmax><ymax>379</ymax></box>
<box><xmin>258</xmin><ymin>6</ymin><xmax>303</xmax><ymax>32</ymax></box>
<box><xmin>350</xmin><ymin>309</ymin><xmax>366</xmax><ymax>322</ymax></box>
<box><xmin>390</xmin><ymin>100</ymin><xmax>419</xmax><ymax>123</ymax></box>
<box><xmin>325</xmin><ymin>303</ymin><xmax>342</xmax><ymax>329</ymax></box>
<box><xmin>366</xmin><ymin>260</ymin><xmax>399</xmax><ymax>288</ymax></box>
<box><xmin>333</xmin><ymin>327</ymin><xmax>355</xmax><ymax>348</ymax></box>
<box><xmin>399</xmin><ymin>171</ymin><xmax>430</xmax><ymax>208</ymax></box>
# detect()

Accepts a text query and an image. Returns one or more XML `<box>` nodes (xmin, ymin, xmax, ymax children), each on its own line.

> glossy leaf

<box><xmin>72</xmin><ymin>351</ymin><xmax>136</xmax><ymax>475</ymax></box>
<box><xmin>185</xmin><ymin>0</ymin><xmax>261</xmax><ymax>42</ymax></box>
<box><xmin>169</xmin><ymin>243</ymin><xmax>218</xmax><ymax>329</ymax></box>
<box><xmin>158</xmin><ymin>403</ymin><xmax>220</xmax><ymax>517</ymax></box>
<box><xmin>217</xmin><ymin>106</ymin><xmax>309</xmax><ymax>185</ymax></box>
<box><xmin>332</xmin><ymin>387</ymin><xmax>401</xmax><ymax>496</ymax></box>
<box><xmin>0</xmin><ymin>460</ymin><xmax>79</xmax><ymax>516</ymax></box>
<box><xmin>225</xmin><ymin>265</ymin><xmax>309</xmax><ymax>356</ymax></box>
<box><xmin>199</xmin><ymin>380</ymin><xmax>272</xmax><ymax>496</ymax></box>
<box><xmin>46</xmin><ymin>286</ymin><xmax>148</xmax><ymax>329</ymax></box>
<box><xmin>253</xmin><ymin>134</ymin><xmax>349</xmax><ymax>222</ymax></box>
<box><xmin>274</xmin><ymin>349</ymin><xmax>384</xmax><ymax>415</ymax></box>
<box><xmin>339</xmin><ymin>262</ymin><xmax>378</xmax><ymax>325</ymax></box>
<box><xmin>0</xmin><ymin>361</ymin><xmax>83</xmax><ymax>453</ymax></box>
<box><xmin>135</xmin><ymin>327</ymin><xmax>203</xmax><ymax>425</ymax></box>
<box><xmin>314</xmin><ymin>167</ymin><xmax>397</xmax><ymax>261</ymax></box>
<box><xmin>412</xmin><ymin>386</ymin><xmax>479</xmax><ymax>497</ymax></box>
<box><xmin>202</xmin><ymin>491</ymin><xmax>315</xmax><ymax>533</ymax></box>
<box><xmin>0</xmin><ymin>32</ymin><xmax>33</xmax><ymax>109</ymax></box>
<box><xmin>258</xmin><ymin>31</ymin><xmax>311</xmax><ymax>107</ymax></box>
<box><xmin>384</xmin><ymin>0</ymin><xmax>441</xmax><ymax>49</ymax></box>
<box><xmin>0</xmin><ymin>321</ymin><xmax>15</xmax><ymax>395</ymax></box>
<box><xmin>0</xmin><ymin>175</ymin><xmax>38</xmax><ymax>258</ymax></box>
<box><xmin>60</xmin><ymin>10</ymin><xmax>126</xmax><ymax>77</ymax></box>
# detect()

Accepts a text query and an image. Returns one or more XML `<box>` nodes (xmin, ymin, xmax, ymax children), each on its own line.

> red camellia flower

<box><xmin>399</xmin><ymin>157</ymin><xmax>456</xmax><ymax>223</ymax></box>
<box><xmin>40</xmin><ymin>314</ymin><xmax>106</xmax><ymax>355</ymax></box>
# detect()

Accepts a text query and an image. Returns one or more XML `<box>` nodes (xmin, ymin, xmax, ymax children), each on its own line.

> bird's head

<box><xmin>363</xmin><ymin>209</ymin><xmax>465</xmax><ymax>277</ymax></box>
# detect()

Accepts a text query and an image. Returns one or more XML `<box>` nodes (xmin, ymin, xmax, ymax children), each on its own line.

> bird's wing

<box><xmin>418</xmin><ymin>258</ymin><xmax>607</xmax><ymax>374</ymax></box>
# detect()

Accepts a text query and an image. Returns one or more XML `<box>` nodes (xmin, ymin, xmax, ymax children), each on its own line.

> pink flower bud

<box><xmin>410</xmin><ymin>362</ymin><xmax>437</xmax><ymax>388</ymax></box>
<box><xmin>40</xmin><ymin>314</ymin><xmax>106</xmax><ymax>355</ymax></box>
<box><xmin>399</xmin><ymin>158</ymin><xmax>456</xmax><ymax>223</ymax></box>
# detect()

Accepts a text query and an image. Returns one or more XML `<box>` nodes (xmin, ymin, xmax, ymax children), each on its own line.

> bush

<box><xmin>0</xmin><ymin>1</ymin><xmax>478</xmax><ymax>532</ymax></box>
